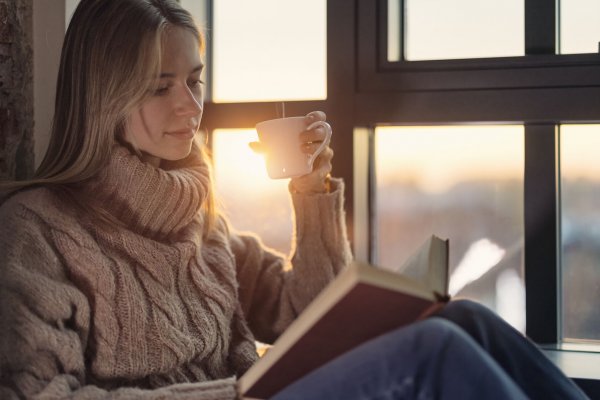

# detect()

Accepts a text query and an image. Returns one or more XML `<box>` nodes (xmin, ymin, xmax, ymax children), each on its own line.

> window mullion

<box><xmin>524</xmin><ymin>124</ymin><xmax>559</xmax><ymax>344</ymax></box>
<box><xmin>525</xmin><ymin>0</ymin><xmax>556</xmax><ymax>55</ymax></box>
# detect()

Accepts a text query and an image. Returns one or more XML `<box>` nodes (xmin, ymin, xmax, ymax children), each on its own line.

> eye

<box><xmin>188</xmin><ymin>79</ymin><xmax>204</xmax><ymax>89</ymax></box>
<box><xmin>154</xmin><ymin>85</ymin><xmax>170</xmax><ymax>96</ymax></box>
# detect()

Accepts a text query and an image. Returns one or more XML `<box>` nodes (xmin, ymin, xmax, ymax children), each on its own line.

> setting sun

<box><xmin>212</xmin><ymin>129</ymin><xmax>293</xmax><ymax>255</ymax></box>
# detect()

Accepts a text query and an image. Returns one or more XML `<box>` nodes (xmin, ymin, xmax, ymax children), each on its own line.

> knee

<box><xmin>439</xmin><ymin>299</ymin><xmax>489</xmax><ymax>320</ymax></box>
<box><xmin>436</xmin><ymin>299</ymin><xmax>505</xmax><ymax>337</ymax></box>
<box><xmin>382</xmin><ymin>319</ymin><xmax>460</xmax><ymax>351</ymax></box>
<box><xmin>406</xmin><ymin>318</ymin><xmax>466</xmax><ymax>348</ymax></box>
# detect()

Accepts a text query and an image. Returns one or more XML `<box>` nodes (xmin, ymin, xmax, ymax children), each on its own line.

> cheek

<box><xmin>130</xmin><ymin>106</ymin><xmax>167</xmax><ymax>141</ymax></box>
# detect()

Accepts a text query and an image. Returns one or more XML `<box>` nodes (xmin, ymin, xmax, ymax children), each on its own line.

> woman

<box><xmin>0</xmin><ymin>0</ymin><xmax>588</xmax><ymax>399</ymax></box>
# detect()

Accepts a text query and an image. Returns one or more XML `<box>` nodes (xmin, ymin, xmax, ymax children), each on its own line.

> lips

<box><xmin>166</xmin><ymin>129</ymin><xmax>196</xmax><ymax>140</ymax></box>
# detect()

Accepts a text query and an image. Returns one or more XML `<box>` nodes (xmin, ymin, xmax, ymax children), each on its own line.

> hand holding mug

<box><xmin>290</xmin><ymin>111</ymin><xmax>333</xmax><ymax>194</ymax></box>
<box><xmin>253</xmin><ymin>111</ymin><xmax>333</xmax><ymax>193</ymax></box>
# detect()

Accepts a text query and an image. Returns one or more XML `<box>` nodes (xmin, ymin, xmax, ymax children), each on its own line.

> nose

<box><xmin>175</xmin><ymin>85</ymin><xmax>203</xmax><ymax>117</ymax></box>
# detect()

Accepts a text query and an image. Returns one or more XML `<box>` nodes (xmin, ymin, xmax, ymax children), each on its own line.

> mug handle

<box><xmin>305</xmin><ymin>120</ymin><xmax>333</xmax><ymax>168</ymax></box>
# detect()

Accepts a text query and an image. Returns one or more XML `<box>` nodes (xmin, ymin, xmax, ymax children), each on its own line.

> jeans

<box><xmin>272</xmin><ymin>300</ymin><xmax>588</xmax><ymax>400</ymax></box>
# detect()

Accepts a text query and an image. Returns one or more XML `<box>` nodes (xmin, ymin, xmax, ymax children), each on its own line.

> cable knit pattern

<box><xmin>0</xmin><ymin>144</ymin><xmax>352</xmax><ymax>399</ymax></box>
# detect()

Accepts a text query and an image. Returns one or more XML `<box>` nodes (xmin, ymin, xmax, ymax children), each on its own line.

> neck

<box><xmin>140</xmin><ymin>152</ymin><xmax>161</xmax><ymax>167</ymax></box>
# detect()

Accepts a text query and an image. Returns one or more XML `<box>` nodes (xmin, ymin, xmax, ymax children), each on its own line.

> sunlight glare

<box><xmin>449</xmin><ymin>238</ymin><xmax>506</xmax><ymax>296</ymax></box>
<box><xmin>496</xmin><ymin>269</ymin><xmax>526</xmax><ymax>332</ymax></box>
<box><xmin>212</xmin><ymin>129</ymin><xmax>293</xmax><ymax>255</ymax></box>
<box><xmin>212</xmin><ymin>129</ymin><xmax>278</xmax><ymax>195</ymax></box>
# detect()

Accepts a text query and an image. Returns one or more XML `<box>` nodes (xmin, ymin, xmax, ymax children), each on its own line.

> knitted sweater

<box><xmin>0</xmin><ymin>144</ymin><xmax>352</xmax><ymax>399</ymax></box>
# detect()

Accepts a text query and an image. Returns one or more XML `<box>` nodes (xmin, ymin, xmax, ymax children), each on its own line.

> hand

<box><xmin>249</xmin><ymin>111</ymin><xmax>334</xmax><ymax>193</ymax></box>
<box><xmin>290</xmin><ymin>111</ymin><xmax>334</xmax><ymax>194</ymax></box>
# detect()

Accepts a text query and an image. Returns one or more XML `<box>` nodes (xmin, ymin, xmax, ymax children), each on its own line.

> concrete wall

<box><xmin>0</xmin><ymin>0</ymin><xmax>34</xmax><ymax>180</ymax></box>
<box><xmin>32</xmin><ymin>0</ymin><xmax>65</xmax><ymax>169</ymax></box>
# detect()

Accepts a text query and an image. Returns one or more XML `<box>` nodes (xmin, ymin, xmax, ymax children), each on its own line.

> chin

<box><xmin>162</xmin><ymin>144</ymin><xmax>194</xmax><ymax>161</ymax></box>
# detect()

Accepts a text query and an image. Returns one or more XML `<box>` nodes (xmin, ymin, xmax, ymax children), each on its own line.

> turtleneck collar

<box><xmin>82</xmin><ymin>142</ymin><xmax>211</xmax><ymax>238</ymax></box>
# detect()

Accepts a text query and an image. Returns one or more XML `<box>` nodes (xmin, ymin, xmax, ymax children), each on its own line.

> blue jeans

<box><xmin>272</xmin><ymin>300</ymin><xmax>588</xmax><ymax>400</ymax></box>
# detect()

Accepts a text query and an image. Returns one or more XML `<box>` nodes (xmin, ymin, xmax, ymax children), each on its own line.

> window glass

<box><xmin>212</xmin><ymin>0</ymin><xmax>326</xmax><ymax>102</ymax></box>
<box><xmin>395</xmin><ymin>0</ymin><xmax>524</xmax><ymax>61</ymax></box>
<box><xmin>65</xmin><ymin>0</ymin><xmax>79</xmax><ymax>29</ymax></box>
<box><xmin>387</xmin><ymin>0</ymin><xmax>401</xmax><ymax>62</ymax></box>
<box><xmin>560</xmin><ymin>124</ymin><xmax>600</xmax><ymax>342</ymax></box>
<box><xmin>212</xmin><ymin>129</ymin><xmax>292</xmax><ymax>256</ymax></box>
<box><xmin>375</xmin><ymin>126</ymin><xmax>525</xmax><ymax>330</ymax></box>
<box><xmin>559</xmin><ymin>0</ymin><xmax>600</xmax><ymax>54</ymax></box>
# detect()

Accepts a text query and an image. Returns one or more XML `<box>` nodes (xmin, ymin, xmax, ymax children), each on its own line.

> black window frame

<box><xmin>201</xmin><ymin>0</ymin><xmax>600</xmax><ymax>346</ymax></box>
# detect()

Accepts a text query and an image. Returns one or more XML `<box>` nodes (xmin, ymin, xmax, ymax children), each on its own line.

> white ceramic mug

<box><xmin>255</xmin><ymin>116</ymin><xmax>332</xmax><ymax>179</ymax></box>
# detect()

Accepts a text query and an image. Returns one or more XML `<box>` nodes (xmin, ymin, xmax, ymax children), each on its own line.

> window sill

<box><xmin>541</xmin><ymin>346</ymin><xmax>600</xmax><ymax>380</ymax></box>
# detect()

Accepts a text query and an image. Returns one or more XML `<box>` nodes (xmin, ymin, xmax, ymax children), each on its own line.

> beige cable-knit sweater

<box><xmin>0</xmin><ymin>144</ymin><xmax>352</xmax><ymax>399</ymax></box>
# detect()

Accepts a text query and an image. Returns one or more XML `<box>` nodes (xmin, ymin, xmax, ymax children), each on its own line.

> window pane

<box><xmin>213</xmin><ymin>0</ymin><xmax>326</xmax><ymax>102</ymax></box>
<box><xmin>401</xmin><ymin>0</ymin><xmax>524</xmax><ymax>61</ymax></box>
<box><xmin>560</xmin><ymin>125</ymin><xmax>600</xmax><ymax>342</ymax></box>
<box><xmin>65</xmin><ymin>0</ymin><xmax>79</xmax><ymax>29</ymax></box>
<box><xmin>559</xmin><ymin>0</ymin><xmax>600</xmax><ymax>54</ymax></box>
<box><xmin>388</xmin><ymin>0</ymin><xmax>401</xmax><ymax>62</ymax></box>
<box><xmin>375</xmin><ymin>126</ymin><xmax>525</xmax><ymax>330</ymax></box>
<box><xmin>212</xmin><ymin>129</ymin><xmax>292</xmax><ymax>255</ymax></box>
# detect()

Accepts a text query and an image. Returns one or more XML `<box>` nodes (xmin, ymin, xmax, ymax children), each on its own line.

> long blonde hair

<box><xmin>2</xmin><ymin>0</ymin><xmax>216</xmax><ymax>231</ymax></box>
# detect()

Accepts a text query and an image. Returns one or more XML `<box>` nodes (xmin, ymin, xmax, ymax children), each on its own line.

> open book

<box><xmin>238</xmin><ymin>235</ymin><xmax>449</xmax><ymax>400</ymax></box>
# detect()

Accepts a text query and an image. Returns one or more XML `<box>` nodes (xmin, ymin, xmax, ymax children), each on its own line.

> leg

<box><xmin>272</xmin><ymin>318</ymin><xmax>527</xmax><ymax>400</ymax></box>
<box><xmin>434</xmin><ymin>299</ymin><xmax>588</xmax><ymax>399</ymax></box>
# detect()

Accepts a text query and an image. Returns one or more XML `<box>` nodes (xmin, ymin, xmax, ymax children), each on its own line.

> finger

<box><xmin>301</xmin><ymin>141</ymin><xmax>324</xmax><ymax>154</ymax></box>
<box><xmin>311</xmin><ymin>146</ymin><xmax>334</xmax><ymax>162</ymax></box>
<box><xmin>311</xmin><ymin>149</ymin><xmax>333</xmax><ymax>173</ymax></box>
<box><xmin>302</xmin><ymin>146</ymin><xmax>334</xmax><ymax>168</ymax></box>
<box><xmin>320</xmin><ymin>146</ymin><xmax>334</xmax><ymax>162</ymax></box>
<box><xmin>312</xmin><ymin>161</ymin><xmax>332</xmax><ymax>180</ymax></box>
<box><xmin>299</xmin><ymin>126</ymin><xmax>328</xmax><ymax>142</ymax></box>
<box><xmin>305</xmin><ymin>110</ymin><xmax>327</xmax><ymax>123</ymax></box>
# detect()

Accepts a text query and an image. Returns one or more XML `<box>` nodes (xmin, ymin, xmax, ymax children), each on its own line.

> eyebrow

<box><xmin>159</xmin><ymin>64</ymin><xmax>204</xmax><ymax>78</ymax></box>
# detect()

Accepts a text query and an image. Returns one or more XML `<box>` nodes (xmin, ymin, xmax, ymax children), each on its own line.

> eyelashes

<box><xmin>153</xmin><ymin>80</ymin><xmax>204</xmax><ymax>96</ymax></box>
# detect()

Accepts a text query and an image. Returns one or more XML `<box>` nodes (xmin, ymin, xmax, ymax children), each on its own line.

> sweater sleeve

<box><xmin>0</xmin><ymin>204</ymin><xmax>239</xmax><ymax>400</ymax></box>
<box><xmin>231</xmin><ymin>178</ymin><xmax>353</xmax><ymax>343</ymax></box>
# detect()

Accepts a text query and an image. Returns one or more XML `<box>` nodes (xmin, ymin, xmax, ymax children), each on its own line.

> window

<box><xmin>201</xmin><ymin>0</ymin><xmax>600</xmax><ymax>352</ymax></box>
<box><xmin>211</xmin><ymin>0</ymin><xmax>326</xmax><ymax>102</ymax></box>
<box><xmin>196</xmin><ymin>0</ymin><xmax>327</xmax><ymax>258</ymax></box>
<box><xmin>559</xmin><ymin>0</ymin><xmax>600</xmax><ymax>54</ymax></box>
<box><xmin>374</xmin><ymin>126</ymin><xmax>525</xmax><ymax>330</ymax></box>
<box><xmin>560</xmin><ymin>125</ymin><xmax>600</xmax><ymax>342</ymax></box>
<box><xmin>388</xmin><ymin>0</ymin><xmax>524</xmax><ymax>61</ymax></box>
<box><xmin>354</xmin><ymin>0</ymin><xmax>600</xmax><ymax>348</ymax></box>
<box><xmin>212</xmin><ymin>129</ymin><xmax>292</xmax><ymax>256</ymax></box>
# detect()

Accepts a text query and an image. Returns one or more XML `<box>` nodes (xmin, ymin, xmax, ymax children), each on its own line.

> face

<box><xmin>124</xmin><ymin>27</ymin><xmax>204</xmax><ymax>166</ymax></box>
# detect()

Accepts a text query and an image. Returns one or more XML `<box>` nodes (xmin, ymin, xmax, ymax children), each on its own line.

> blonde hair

<box><xmin>2</xmin><ymin>0</ymin><xmax>216</xmax><ymax>232</ymax></box>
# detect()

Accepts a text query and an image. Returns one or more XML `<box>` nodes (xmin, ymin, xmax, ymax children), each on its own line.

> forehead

<box><xmin>160</xmin><ymin>27</ymin><xmax>202</xmax><ymax>72</ymax></box>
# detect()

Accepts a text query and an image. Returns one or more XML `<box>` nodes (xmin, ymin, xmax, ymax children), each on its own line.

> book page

<box><xmin>381</xmin><ymin>235</ymin><xmax>448</xmax><ymax>295</ymax></box>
